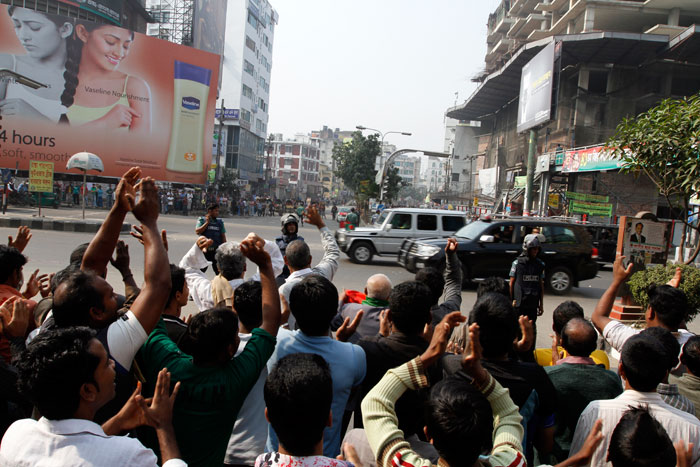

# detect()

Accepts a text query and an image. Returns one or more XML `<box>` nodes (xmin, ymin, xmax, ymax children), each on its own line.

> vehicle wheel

<box><xmin>548</xmin><ymin>266</ymin><xmax>573</xmax><ymax>295</ymax></box>
<box><xmin>349</xmin><ymin>242</ymin><xmax>373</xmax><ymax>264</ymax></box>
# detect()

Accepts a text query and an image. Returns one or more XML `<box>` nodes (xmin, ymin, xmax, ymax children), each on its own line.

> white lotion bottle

<box><xmin>166</xmin><ymin>61</ymin><xmax>213</xmax><ymax>173</ymax></box>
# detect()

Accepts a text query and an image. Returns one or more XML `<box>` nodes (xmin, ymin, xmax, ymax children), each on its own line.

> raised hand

<box><xmin>114</xmin><ymin>167</ymin><xmax>141</xmax><ymax>213</ymax></box>
<box><xmin>445</xmin><ymin>237</ymin><xmax>458</xmax><ymax>254</ymax></box>
<box><xmin>0</xmin><ymin>297</ymin><xmax>30</xmax><ymax>338</ymax></box>
<box><xmin>420</xmin><ymin>311</ymin><xmax>466</xmax><ymax>368</ymax></box>
<box><xmin>7</xmin><ymin>226</ymin><xmax>31</xmax><ymax>252</ymax></box>
<box><xmin>141</xmin><ymin>368</ymin><xmax>180</xmax><ymax>429</ymax></box>
<box><xmin>240</xmin><ymin>238</ymin><xmax>272</xmax><ymax>268</ymax></box>
<box><xmin>613</xmin><ymin>254</ymin><xmax>633</xmax><ymax>283</ymax></box>
<box><xmin>379</xmin><ymin>309</ymin><xmax>391</xmax><ymax>337</ymax></box>
<box><xmin>132</xmin><ymin>177</ymin><xmax>160</xmax><ymax>226</ymax></box>
<box><xmin>196</xmin><ymin>236</ymin><xmax>213</xmax><ymax>253</ymax></box>
<box><xmin>336</xmin><ymin>310</ymin><xmax>364</xmax><ymax>342</ymax></box>
<box><xmin>304</xmin><ymin>205</ymin><xmax>325</xmax><ymax>229</ymax></box>
<box><xmin>39</xmin><ymin>273</ymin><xmax>53</xmax><ymax>298</ymax></box>
<box><xmin>22</xmin><ymin>269</ymin><xmax>43</xmax><ymax>299</ymax></box>
<box><xmin>667</xmin><ymin>267</ymin><xmax>682</xmax><ymax>288</ymax></box>
<box><xmin>461</xmin><ymin>323</ymin><xmax>489</xmax><ymax>387</ymax></box>
<box><xmin>513</xmin><ymin>315</ymin><xmax>534</xmax><ymax>352</ymax></box>
<box><xmin>109</xmin><ymin>240</ymin><xmax>131</xmax><ymax>274</ymax></box>
<box><xmin>243</xmin><ymin>232</ymin><xmax>265</xmax><ymax>249</ymax></box>
<box><xmin>131</xmin><ymin>227</ymin><xmax>169</xmax><ymax>252</ymax></box>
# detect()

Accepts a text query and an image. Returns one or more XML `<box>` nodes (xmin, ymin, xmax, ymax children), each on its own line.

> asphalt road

<box><xmin>4</xmin><ymin>206</ymin><xmax>691</xmax><ymax>349</ymax></box>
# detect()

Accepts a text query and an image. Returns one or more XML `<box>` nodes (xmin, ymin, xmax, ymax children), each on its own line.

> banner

<box><xmin>29</xmin><ymin>161</ymin><xmax>53</xmax><ymax>192</ymax></box>
<box><xmin>569</xmin><ymin>200</ymin><xmax>613</xmax><ymax>216</ymax></box>
<box><xmin>565</xmin><ymin>191</ymin><xmax>609</xmax><ymax>203</ymax></box>
<box><xmin>58</xmin><ymin>0</ymin><xmax>122</xmax><ymax>25</ymax></box>
<box><xmin>0</xmin><ymin>6</ymin><xmax>220</xmax><ymax>185</ymax></box>
<box><xmin>561</xmin><ymin>146</ymin><xmax>624</xmax><ymax>173</ymax></box>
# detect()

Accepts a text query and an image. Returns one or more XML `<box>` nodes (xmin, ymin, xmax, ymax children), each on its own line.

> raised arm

<box><xmin>178</xmin><ymin>237</ymin><xmax>214</xmax><ymax>311</ymax></box>
<box><xmin>128</xmin><ymin>178</ymin><xmax>171</xmax><ymax>334</ymax></box>
<box><xmin>81</xmin><ymin>167</ymin><xmax>141</xmax><ymax>275</ymax></box>
<box><xmin>240</xmin><ymin>237</ymin><xmax>281</xmax><ymax>336</ymax></box>
<box><xmin>304</xmin><ymin>206</ymin><xmax>339</xmax><ymax>279</ymax></box>
<box><xmin>195</xmin><ymin>214</ymin><xmax>210</xmax><ymax>235</ymax></box>
<box><xmin>434</xmin><ymin>238</ymin><xmax>462</xmax><ymax>322</ymax></box>
<box><xmin>591</xmin><ymin>255</ymin><xmax>632</xmax><ymax>334</ymax></box>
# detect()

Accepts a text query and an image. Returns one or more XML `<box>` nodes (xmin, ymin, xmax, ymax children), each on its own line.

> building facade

<box><xmin>267</xmin><ymin>136</ymin><xmax>322</xmax><ymax>200</ymax></box>
<box><xmin>448</xmin><ymin>0</ymin><xmax>700</xmax><ymax>219</ymax></box>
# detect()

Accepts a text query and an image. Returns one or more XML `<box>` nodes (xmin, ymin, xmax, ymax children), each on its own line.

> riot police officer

<box><xmin>275</xmin><ymin>213</ymin><xmax>305</xmax><ymax>284</ymax></box>
<box><xmin>509</xmin><ymin>234</ymin><xmax>545</xmax><ymax>357</ymax></box>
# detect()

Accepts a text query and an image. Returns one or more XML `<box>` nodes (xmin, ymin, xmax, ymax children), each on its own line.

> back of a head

<box><xmin>265</xmin><ymin>353</ymin><xmax>332</xmax><ymax>456</ymax></box>
<box><xmin>414</xmin><ymin>267</ymin><xmax>444</xmax><ymax>306</ymax></box>
<box><xmin>366</xmin><ymin>274</ymin><xmax>392</xmax><ymax>301</ymax></box>
<box><xmin>389</xmin><ymin>281</ymin><xmax>433</xmax><ymax>335</ymax></box>
<box><xmin>233</xmin><ymin>280</ymin><xmax>263</xmax><ymax>330</ymax></box>
<box><xmin>682</xmin><ymin>336</ymin><xmax>700</xmax><ymax>377</ymax></box>
<box><xmin>648</xmin><ymin>284</ymin><xmax>688</xmax><ymax>330</ymax></box>
<box><xmin>607</xmin><ymin>406</ymin><xmax>676</xmax><ymax>467</ymax></box>
<box><xmin>476</xmin><ymin>277</ymin><xmax>508</xmax><ymax>299</ymax></box>
<box><xmin>425</xmin><ymin>376</ymin><xmax>493</xmax><ymax>466</ymax></box>
<box><xmin>167</xmin><ymin>264</ymin><xmax>186</xmax><ymax>307</ymax></box>
<box><xmin>69</xmin><ymin>243</ymin><xmax>90</xmax><ymax>268</ymax></box>
<box><xmin>552</xmin><ymin>301</ymin><xmax>584</xmax><ymax>335</ymax></box>
<box><xmin>468</xmin><ymin>293</ymin><xmax>517</xmax><ymax>358</ymax></box>
<box><xmin>184</xmin><ymin>308</ymin><xmax>239</xmax><ymax>364</ymax></box>
<box><xmin>52</xmin><ymin>269</ymin><xmax>103</xmax><ymax>328</ymax></box>
<box><xmin>560</xmin><ymin>318</ymin><xmax>597</xmax><ymax>357</ymax></box>
<box><xmin>17</xmin><ymin>327</ymin><xmax>98</xmax><ymax>420</ymax></box>
<box><xmin>0</xmin><ymin>245</ymin><xmax>26</xmax><ymax>284</ymax></box>
<box><xmin>289</xmin><ymin>275</ymin><xmax>338</xmax><ymax>336</ymax></box>
<box><xmin>215</xmin><ymin>242</ymin><xmax>246</xmax><ymax>280</ymax></box>
<box><xmin>640</xmin><ymin>326</ymin><xmax>680</xmax><ymax>371</ymax></box>
<box><xmin>285</xmin><ymin>240</ymin><xmax>311</xmax><ymax>270</ymax></box>
<box><xmin>620</xmin><ymin>333</ymin><xmax>668</xmax><ymax>391</ymax></box>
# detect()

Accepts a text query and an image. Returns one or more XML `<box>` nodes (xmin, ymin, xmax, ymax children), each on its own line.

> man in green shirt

<box><xmin>138</xmin><ymin>235</ymin><xmax>281</xmax><ymax>466</ymax></box>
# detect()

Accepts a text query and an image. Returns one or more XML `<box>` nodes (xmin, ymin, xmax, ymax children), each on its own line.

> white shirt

<box><xmin>225</xmin><ymin>333</ymin><xmax>268</xmax><ymax>465</ymax></box>
<box><xmin>179</xmin><ymin>240</ymin><xmax>284</xmax><ymax>312</ymax></box>
<box><xmin>0</xmin><ymin>417</ymin><xmax>187</xmax><ymax>466</ymax></box>
<box><xmin>107</xmin><ymin>310</ymin><xmax>148</xmax><ymax>371</ymax></box>
<box><xmin>571</xmin><ymin>390</ymin><xmax>700</xmax><ymax>466</ymax></box>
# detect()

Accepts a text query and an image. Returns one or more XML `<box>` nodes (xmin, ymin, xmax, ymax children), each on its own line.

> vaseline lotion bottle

<box><xmin>166</xmin><ymin>61</ymin><xmax>212</xmax><ymax>173</ymax></box>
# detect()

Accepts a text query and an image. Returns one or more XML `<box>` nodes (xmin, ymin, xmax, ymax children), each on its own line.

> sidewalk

<box><xmin>0</xmin><ymin>205</ymin><xmax>131</xmax><ymax>233</ymax></box>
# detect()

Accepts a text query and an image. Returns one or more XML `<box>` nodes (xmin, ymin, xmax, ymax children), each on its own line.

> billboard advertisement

<box><xmin>58</xmin><ymin>0</ymin><xmax>122</xmax><ymax>25</ymax></box>
<box><xmin>561</xmin><ymin>145</ymin><xmax>624</xmax><ymax>173</ymax></box>
<box><xmin>517</xmin><ymin>42</ymin><xmax>555</xmax><ymax>133</ymax></box>
<box><xmin>0</xmin><ymin>6</ymin><xmax>220</xmax><ymax>184</ymax></box>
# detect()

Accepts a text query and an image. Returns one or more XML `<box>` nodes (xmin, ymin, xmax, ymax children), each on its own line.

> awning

<box><xmin>447</xmin><ymin>32</ymin><xmax>668</xmax><ymax>122</ymax></box>
<box><xmin>662</xmin><ymin>25</ymin><xmax>700</xmax><ymax>64</ymax></box>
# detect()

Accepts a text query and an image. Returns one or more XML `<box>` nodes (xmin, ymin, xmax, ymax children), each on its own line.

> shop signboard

<box><xmin>28</xmin><ymin>161</ymin><xmax>53</xmax><ymax>193</ymax></box>
<box><xmin>561</xmin><ymin>146</ymin><xmax>624</xmax><ymax>173</ymax></box>
<box><xmin>565</xmin><ymin>191</ymin><xmax>609</xmax><ymax>203</ymax></box>
<box><xmin>569</xmin><ymin>200</ymin><xmax>613</xmax><ymax>217</ymax></box>
<box><xmin>0</xmin><ymin>6</ymin><xmax>221</xmax><ymax>185</ymax></box>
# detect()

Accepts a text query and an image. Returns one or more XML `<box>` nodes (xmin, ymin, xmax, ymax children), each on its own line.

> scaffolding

<box><xmin>146</xmin><ymin>0</ymin><xmax>193</xmax><ymax>45</ymax></box>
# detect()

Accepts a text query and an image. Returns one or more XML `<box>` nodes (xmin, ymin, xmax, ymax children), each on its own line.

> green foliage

<box><xmin>218</xmin><ymin>168</ymin><xmax>240</xmax><ymax>200</ymax></box>
<box><xmin>383</xmin><ymin>166</ymin><xmax>404</xmax><ymax>202</ymax></box>
<box><xmin>332</xmin><ymin>132</ymin><xmax>379</xmax><ymax>202</ymax></box>
<box><xmin>627</xmin><ymin>263</ymin><xmax>700</xmax><ymax>323</ymax></box>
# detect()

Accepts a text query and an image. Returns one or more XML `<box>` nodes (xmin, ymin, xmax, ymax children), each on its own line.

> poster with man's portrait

<box><xmin>617</xmin><ymin>217</ymin><xmax>672</xmax><ymax>270</ymax></box>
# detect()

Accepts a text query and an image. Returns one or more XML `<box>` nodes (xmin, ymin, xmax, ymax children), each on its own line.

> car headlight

<box><xmin>337</xmin><ymin>232</ymin><xmax>345</xmax><ymax>242</ymax></box>
<box><xmin>415</xmin><ymin>244</ymin><xmax>440</xmax><ymax>258</ymax></box>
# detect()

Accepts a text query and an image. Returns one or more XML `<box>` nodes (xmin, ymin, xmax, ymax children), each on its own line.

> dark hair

<box><xmin>264</xmin><ymin>353</ymin><xmax>332</xmax><ymax>456</ymax></box>
<box><xmin>285</xmin><ymin>240</ymin><xmax>311</xmax><ymax>270</ymax></box>
<box><xmin>560</xmin><ymin>318</ymin><xmax>597</xmax><ymax>357</ymax></box>
<box><xmin>69</xmin><ymin>243</ymin><xmax>90</xmax><ymax>267</ymax></box>
<box><xmin>648</xmin><ymin>285</ymin><xmax>688</xmax><ymax>329</ymax></box>
<box><xmin>682</xmin><ymin>336</ymin><xmax>700</xmax><ymax>377</ymax></box>
<box><xmin>234</xmin><ymin>280</ymin><xmax>263</xmax><ymax>330</ymax></box>
<box><xmin>476</xmin><ymin>277</ymin><xmax>508</xmax><ymax>298</ymax></box>
<box><xmin>635</xmin><ymin>222</ymin><xmax>644</xmax><ymax>229</ymax></box>
<box><xmin>640</xmin><ymin>326</ymin><xmax>680</xmax><ymax>370</ymax></box>
<box><xmin>167</xmin><ymin>264</ymin><xmax>186</xmax><ymax>307</ymax></box>
<box><xmin>208</xmin><ymin>203</ymin><xmax>219</xmax><ymax>212</ymax></box>
<box><xmin>0</xmin><ymin>245</ymin><xmax>26</xmax><ymax>283</ymax></box>
<box><xmin>17</xmin><ymin>327</ymin><xmax>99</xmax><ymax>420</ymax></box>
<box><xmin>388</xmin><ymin>281</ymin><xmax>433</xmax><ymax>335</ymax></box>
<box><xmin>425</xmin><ymin>376</ymin><xmax>493</xmax><ymax>466</ymax></box>
<box><xmin>552</xmin><ymin>300</ymin><xmax>584</xmax><ymax>335</ymax></box>
<box><xmin>468</xmin><ymin>293</ymin><xmax>517</xmax><ymax>358</ymax></box>
<box><xmin>620</xmin><ymin>333</ymin><xmax>668</xmax><ymax>391</ymax></box>
<box><xmin>52</xmin><ymin>269</ymin><xmax>103</xmax><ymax>328</ymax></box>
<box><xmin>607</xmin><ymin>406</ymin><xmax>676</xmax><ymax>467</ymax></box>
<box><xmin>414</xmin><ymin>267</ymin><xmax>445</xmax><ymax>306</ymax></box>
<box><xmin>184</xmin><ymin>308</ymin><xmax>239</xmax><ymax>364</ymax></box>
<box><xmin>289</xmin><ymin>275</ymin><xmax>338</xmax><ymax>336</ymax></box>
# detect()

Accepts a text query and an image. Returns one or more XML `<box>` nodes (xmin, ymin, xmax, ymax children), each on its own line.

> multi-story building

<box><xmin>391</xmin><ymin>155</ymin><xmax>421</xmax><ymax>187</ymax></box>
<box><xmin>267</xmin><ymin>135</ymin><xmax>322</xmax><ymax>199</ymax></box>
<box><xmin>448</xmin><ymin>0</ymin><xmax>700</xmax><ymax>218</ymax></box>
<box><xmin>444</xmin><ymin>118</ymin><xmax>484</xmax><ymax>204</ymax></box>
<box><xmin>310</xmin><ymin>126</ymin><xmax>355</xmax><ymax>197</ymax></box>
<box><xmin>426</xmin><ymin>158</ymin><xmax>448</xmax><ymax>193</ymax></box>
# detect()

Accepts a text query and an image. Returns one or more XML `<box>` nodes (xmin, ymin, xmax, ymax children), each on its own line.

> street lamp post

<box><xmin>355</xmin><ymin>126</ymin><xmax>411</xmax><ymax>201</ymax></box>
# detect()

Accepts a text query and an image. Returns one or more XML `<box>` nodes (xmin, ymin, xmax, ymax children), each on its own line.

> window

<box><xmin>391</xmin><ymin>213</ymin><xmax>412</xmax><ymax>230</ymax></box>
<box><xmin>240</xmin><ymin>109</ymin><xmax>251</xmax><ymax>123</ymax></box>
<box><xmin>486</xmin><ymin>224</ymin><xmax>516</xmax><ymax>243</ymax></box>
<box><xmin>247</xmin><ymin>11</ymin><xmax>258</xmax><ymax>29</ymax></box>
<box><xmin>442</xmin><ymin>216</ymin><xmax>466</xmax><ymax>232</ymax></box>
<box><xmin>542</xmin><ymin>226</ymin><xmax>577</xmax><ymax>244</ymax></box>
<box><xmin>417</xmin><ymin>215</ymin><xmax>437</xmax><ymax>231</ymax></box>
<box><xmin>242</xmin><ymin>84</ymin><xmax>253</xmax><ymax>99</ymax></box>
<box><xmin>245</xmin><ymin>35</ymin><xmax>256</xmax><ymax>52</ymax></box>
<box><xmin>243</xmin><ymin>60</ymin><xmax>255</xmax><ymax>75</ymax></box>
<box><xmin>285</xmin><ymin>144</ymin><xmax>292</xmax><ymax>153</ymax></box>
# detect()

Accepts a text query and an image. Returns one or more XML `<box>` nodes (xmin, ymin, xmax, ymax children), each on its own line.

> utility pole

<box><xmin>523</xmin><ymin>128</ymin><xmax>538</xmax><ymax>216</ymax></box>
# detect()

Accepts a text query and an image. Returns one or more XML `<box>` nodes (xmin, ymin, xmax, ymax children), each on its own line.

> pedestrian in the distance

<box><xmin>331</xmin><ymin>204</ymin><xmax>338</xmax><ymax>220</ymax></box>
<box><xmin>195</xmin><ymin>203</ymin><xmax>227</xmax><ymax>274</ymax></box>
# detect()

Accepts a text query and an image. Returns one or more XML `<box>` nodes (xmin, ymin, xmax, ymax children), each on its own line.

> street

<box><xmin>5</xmin><ymin>206</ymin><xmax>698</xmax><ymax>349</ymax></box>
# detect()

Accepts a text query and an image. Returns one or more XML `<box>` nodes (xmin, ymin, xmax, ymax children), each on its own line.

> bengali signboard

<box><xmin>28</xmin><ymin>161</ymin><xmax>53</xmax><ymax>192</ymax></box>
<box><xmin>0</xmin><ymin>6</ymin><xmax>221</xmax><ymax>184</ymax></box>
<box><xmin>565</xmin><ymin>191</ymin><xmax>609</xmax><ymax>203</ymax></box>
<box><xmin>561</xmin><ymin>146</ymin><xmax>624</xmax><ymax>173</ymax></box>
<box><xmin>569</xmin><ymin>200</ymin><xmax>613</xmax><ymax>217</ymax></box>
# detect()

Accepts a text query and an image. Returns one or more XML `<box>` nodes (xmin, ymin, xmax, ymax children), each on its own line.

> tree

<box><xmin>217</xmin><ymin>168</ymin><xmax>240</xmax><ymax>210</ymax></box>
<box><xmin>383</xmin><ymin>166</ymin><xmax>404</xmax><ymax>203</ymax></box>
<box><xmin>607</xmin><ymin>94</ymin><xmax>700</xmax><ymax>263</ymax></box>
<box><xmin>332</xmin><ymin>131</ymin><xmax>380</xmax><ymax>205</ymax></box>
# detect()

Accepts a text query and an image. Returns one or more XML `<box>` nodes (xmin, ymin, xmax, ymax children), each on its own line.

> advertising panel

<box><xmin>561</xmin><ymin>146</ymin><xmax>624</xmax><ymax>173</ymax></box>
<box><xmin>29</xmin><ymin>161</ymin><xmax>53</xmax><ymax>192</ymax></box>
<box><xmin>517</xmin><ymin>42</ymin><xmax>555</xmax><ymax>133</ymax></box>
<box><xmin>0</xmin><ymin>6</ymin><xmax>220</xmax><ymax>184</ymax></box>
<box><xmin>58</xmin><ymin>0</ymin><xmax>122</xmax><ymax>25</ymax></box>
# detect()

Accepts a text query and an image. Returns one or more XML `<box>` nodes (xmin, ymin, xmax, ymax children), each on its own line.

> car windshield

<box><xmin>375</xmin><ymin>210</ymin><xmax>390</xmax><ymax>225</ymax></box>
<box><xmin>454</xmin><ymin>221</ymin><xmax>490</xmax><ymax>240</ymax></box>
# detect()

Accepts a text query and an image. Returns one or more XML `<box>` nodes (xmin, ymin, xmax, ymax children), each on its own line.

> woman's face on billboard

<box><xmin>11</xmin><ymin>9</ymin><xmax>70</xmax><ymax>60</ymax></box>
<box><xmin>77</xmin><ymin>25</ymin><xmax>133</xmax><ymax>72</ymax></box>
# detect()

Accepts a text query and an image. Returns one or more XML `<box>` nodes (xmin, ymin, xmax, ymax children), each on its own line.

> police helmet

<box><xmin>281</xmin><ymin>213</ymin><xmax>300</xmax><ymax>231</ymax></box>
<box><xmin>522</xmin><ymin>234</ymin><xmax>541</xmax><ymax>250</ymax></box>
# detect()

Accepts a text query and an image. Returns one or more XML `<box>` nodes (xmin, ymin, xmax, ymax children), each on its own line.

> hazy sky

<box><xmin>267</xmin><ymin>0</ymin><xmax>501</xmax><ymax>153</ymax></box>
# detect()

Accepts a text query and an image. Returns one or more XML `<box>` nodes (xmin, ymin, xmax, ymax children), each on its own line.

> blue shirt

<box><xmin>265</xmin><ymin>329</ymin><xmax>366</xmax><ymax>457</ymax></box>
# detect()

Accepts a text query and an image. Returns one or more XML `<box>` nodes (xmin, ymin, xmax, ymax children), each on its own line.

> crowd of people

<box><xmin>0</xmin><ymin>166</ymin><xmax>699</xmax><ymax>466</ymax></box>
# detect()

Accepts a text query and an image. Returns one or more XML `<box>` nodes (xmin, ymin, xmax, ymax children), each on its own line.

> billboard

<box><xmin>58</xmin><ymin>0</ymin><xmax>122</xmax><ymax>25</ymax></box>
<box><xmin>517</xmin><ymin>42</ymin><xmax>555</xmax><ymax>133</ymax></box>
<box><xmin>561</xmin><ymin>145</ymin><xmax>624</xmax><ymax>173</ymax></box>
<box><xmin>0</xmin><ymin>6</ymin><xmax>220</xmax><ymax>184</ymax></box>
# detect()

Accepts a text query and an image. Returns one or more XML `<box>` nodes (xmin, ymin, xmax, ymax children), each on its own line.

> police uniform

<box><xmin>509</xmin><ymin>255</ymin><xmax>545</xmax><ymax>322</ymax></box>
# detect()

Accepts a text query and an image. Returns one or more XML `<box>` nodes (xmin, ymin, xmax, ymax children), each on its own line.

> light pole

<box><xmin>355</xmin><ymin>126</ymin><xmax>411</xmax><ymax>201</ymax></box>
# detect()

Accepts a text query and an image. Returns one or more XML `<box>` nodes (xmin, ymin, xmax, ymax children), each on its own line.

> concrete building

<box><xmin>267</xmin><ymin>135</ymin><xmax>322</xmax><ymax>199</ymax></box>
<box><xmin>443</xmin><ymin>118</ymin><xmax>484</xmax><ymax>205</ymax></box>
<box><xmin>391</xmin><ymin>155</ymin><xmax>421</xmax><ymax>187</ymax></box>
<box><xmin>448</xmin><ymin>0</ymin><xmax>700</xmax><ymax>219</ymax></box>
<box><xmin>425</xmin><ymin>157</ymin><xmax>448</xmax><ymax>193</ymax></box>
